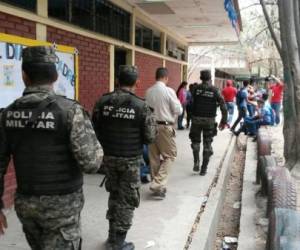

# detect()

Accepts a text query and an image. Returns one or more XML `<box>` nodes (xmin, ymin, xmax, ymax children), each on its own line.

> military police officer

<box><xmin>92</xmin><ymin>65</ymin><xmax>156</xmax><ymax>250</ymax></box>
<box><xmin>0</xmin><ymin>46</ymin><xmax>102</xmax><ymax>249</ymax></box>
<box><xmin>189</xmin><ymin>70</ymin><xmax>227</xmax><ymax>175</ymax></box>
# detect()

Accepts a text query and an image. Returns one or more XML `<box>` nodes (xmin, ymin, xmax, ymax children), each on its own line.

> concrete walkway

<box><xmin>0</xmin><ymin>129</ymin><xmax>233</xmax><ymax>250</ymax></box>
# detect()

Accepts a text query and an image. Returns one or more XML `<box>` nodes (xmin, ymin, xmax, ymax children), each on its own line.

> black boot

<box><xmin>232</xmin><ymin>128</ymin><xmax>241</xmax><ymax>136</ymax></box>
<box><xmin>114</xmin><ymin>231</ymin><xmax>135</xmax><ymax>250</ymax></box>
<box><xmin>200</xmin><ymin>158</ymin><xmax>209</xmax><ymax>176</ymax></box>
<box><xmin>193</xmin><ymin>151</ymin><xmax>200</xmax><ymax>172</ymax></box>
<box><xmin>106</xmin><ymin>221</ymin><xmax>116</xmax><ymax>250</ymax></box>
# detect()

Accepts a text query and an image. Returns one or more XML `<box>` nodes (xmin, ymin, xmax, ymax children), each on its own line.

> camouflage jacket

<box><xmin>0</xmin><ymin>85</ymin><xmax>102</xmax><ymax>209</ymax></box>
<box><xmin>92</xmin><ymin>88</ymin><xmax>157</xmax><ymax>148</ymax></box>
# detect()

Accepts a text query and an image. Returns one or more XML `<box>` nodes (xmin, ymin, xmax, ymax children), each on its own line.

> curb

<box><xmin>189</xmin><ymin>135</ymin><xmax>237</xmax><ymax>250</ymax></box>
<box><xmin>237</xmin><ymin>139</ymin><xmax>257</xmax><ymax>250</ymax></box>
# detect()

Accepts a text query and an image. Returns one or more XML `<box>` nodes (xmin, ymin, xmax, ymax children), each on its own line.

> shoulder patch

<box><xmin>102</xmin><ymin>92</ymin><xmax>113</xmax><ymax>97</ymax></box>
<box><xmin>131</xmin><ymin>92</ymin><xmax>145</xmax><ymax>101</ymax></box>
<box><xmin>55</xmin><ymin>95</ymin><xmax>78</xmax><ymax>104</ymax></box>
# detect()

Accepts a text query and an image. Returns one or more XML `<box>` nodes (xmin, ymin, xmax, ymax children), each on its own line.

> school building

<box><xmin>0</xmin><ymin>0</ymin><xmax>241</xmax><ymax>208</ymax></box>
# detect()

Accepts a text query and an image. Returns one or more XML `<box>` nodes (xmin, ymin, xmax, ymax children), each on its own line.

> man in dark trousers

<box><xmin>189</xmin><ymin>70</ymin><xmax>227</xmax><ymax>175</ymax></box>
<box><xmin>231</xmin><ymin>80</ymin><xmax>249</xmax><ymax>133</ymax></box>
<box><xmin>0</xmin><ymin>46</ymin><xmax>102</xmax><ymax>249</ymax></box>
<box><xmin>92</xmin><ymin>66</ymin><xmax>156</xmax><ymax>250</ymax></box>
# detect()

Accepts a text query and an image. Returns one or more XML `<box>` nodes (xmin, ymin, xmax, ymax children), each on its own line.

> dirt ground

<box><xmin>215</xmin><ymin>135</ymin><xmax>247</xmax><ymax>250</ymax></box>
<box><xmin>214</xmin><ymin>121</ymin><xmax>284</xmax><ymax>250</ymax></box>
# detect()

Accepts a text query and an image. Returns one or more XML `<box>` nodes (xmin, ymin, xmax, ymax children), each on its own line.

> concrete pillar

<box><xmin>182</xmin><ymin>65</ymin><xmax>188</xmax><ymax>82</ymax></box>
<box><xmin>36</xmin><ymin>0</ymin><xmax>48</xmax><ymax>41</ymax></box>
<box><xmin>109</xmin><ymin>45</ymin><xmax>115</xmax><ymax>91</ymax></box>
<box><xmin>161</xmin><ymin>32</ymin><xmax>167</xmax><ymax>55</ymax></box>
<box><xmin>130</xmin><ymin>7</ymin><xmax>136</xmax><ymax>46</ymax></box>
<box><xmin>36</xmin><ymin>23</ymin><xmax>47</xmax><ymax>41</ymax></box>
<box><xmin>126</xmin><ymin>49</ymin><xmax>135</xmax><ymax>66</ymax></box>
<box><xmin>37</xmin><ymin>0</ymin><xmax>48</xmax><ymax>17</ymax></box>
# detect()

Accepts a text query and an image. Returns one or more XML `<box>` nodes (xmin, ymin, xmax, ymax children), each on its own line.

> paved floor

<box><xmin>0</xmin><ymin>128</ymin><xmax>232</xmax><ymax>250</ymax></box>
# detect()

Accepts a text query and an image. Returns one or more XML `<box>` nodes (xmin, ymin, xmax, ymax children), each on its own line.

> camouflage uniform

<box><xmin>102</xmin><ymin>156</ymin><xmax>142</xmax><ymax>232</ymax></box>
<box><xmin>93</xmin><ymin>90</ymin><xmax>156</xmax><ymax>233</ymax></box>
<box><xmin>0</xmin><ymin>46</ymin><xmax>102</xmax><ymax>250</ymax></box>
<box><xmin>189</xmin><ymin>81</ymin><xmax>227</xmax><ymax>175</ymax></box>
<box><xmin>189</xmin><ymin>116</ymin><xmax>216</xmax><ymax>160</ymax></box>
<box><xmin>92</xmin><ymin>66</ymin><xmax>156</xmax><ymax>249</ymax></box>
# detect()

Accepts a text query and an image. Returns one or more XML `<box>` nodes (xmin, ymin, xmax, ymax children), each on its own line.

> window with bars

<box><xmin>48</xmin><ymin>0</ymin><xmax>130</xmax><ymax>43</ymax></box>
<box><xmin>0</xmin><ymin>0</ymin><xmax>36</xmax><ymax>12</ymax></box>
<box><xmin>48</xmin><ymin>0</ymin><xmax>69</xmax><ymax>22</ymax></box>
<box><xmin>167</xmin><ymin>38</ymin><xmax>186</xmax><ymax>61</ymax></box>
<box><xmin>95</xmin><ymin>0</ymin><xmax>130</xmax><ymax>42</ymax></box>
<box><xmin>72</xmin><ymin>0</ymin><xmax>93</xmax><ymax>30</ymax></box>
<box><xmin>135</xmin><ymin>23</ymin><xmax>161</xmax><ymax>53</ymax></box>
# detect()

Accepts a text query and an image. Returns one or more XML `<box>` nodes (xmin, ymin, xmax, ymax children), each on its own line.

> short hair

<box><xmin>118</xmin><ymin>65</ymin><xmax>138</xmax><ymax>87</ymax></box>
<box><xmin>200</xmin><ymin>70</ymin><xmax>211</xmax><ymax>81</ymax></box>
<box><xmin>156</xmin><ymin>68</ymin><xmax>168</xmax><ymax>80</ymax></box>
<box><xmin>257</xmin><ymin>99</ymin><xmax>265</xmax><ymax>105</ymax></box>
<box><xmin>243</xmin><ymin>80</ymin><xmax>249</xmax><ymax>87</ymax></box>
<box><xmin>262</xmin><ymin>93</ymin><xmax>269</xmax><ymax>101</ymax></box>
<box><xmin>22</xmin><ymin>62</ymin><xmax>58</xmax><ymax>85</ymax></box>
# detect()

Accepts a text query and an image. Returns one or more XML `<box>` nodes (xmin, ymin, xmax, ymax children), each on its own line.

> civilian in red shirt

<box><xmin>268</xmin><ymin>75</ymin><xmax>284</xmax><ymax>124</ymax></box>
<box><xmin>222</xmin><ymin>80</ymin><xmax>237</xmax><ymax>126</ymax></box>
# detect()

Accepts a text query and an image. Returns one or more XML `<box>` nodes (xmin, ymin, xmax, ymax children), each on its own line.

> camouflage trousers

<box><xmin>103</xmin><ymin>156</ymin><xmax>142</xmax><ymax>233</ymax></box>
<box><xmin>14</xmin><ymin>189</ymin><xmax>84</xmax><ymax>250</ymax></box>
<box><xmin>189</xmin><ymin>117</ymin><xmax>216</xmax><ymax>160</ymax></box>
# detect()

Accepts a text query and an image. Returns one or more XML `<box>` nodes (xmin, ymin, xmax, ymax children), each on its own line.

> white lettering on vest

<box><xmin>44</xmin><ymin>112</ymin><xmax>55</xmax><ymax>120</ymax></box>
<box><xmin>6</xmin><ymin>111</ymin><xmax>13</xmax><ymax>118</ymax></box>
<box><xmin>104</xmin><ymin>106</ymin><xmax>114</xmax><ymax>111</ymax></box>
<box><xmin>36</xmin><ymin>121</ymin><xmax>46</xmax><ymax>129</ymax></box>
<box><xmin>6</xmin><ymin>120</ymin><xmax>14</xmax><ymax>127</ymax></box>
<box><xmin>46</xmin><ymin>121</ymin><xmax>55</xmax><ymax>129</ymax></box>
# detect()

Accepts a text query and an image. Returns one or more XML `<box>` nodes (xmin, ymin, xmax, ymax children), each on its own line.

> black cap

<box><xmin>22</xmin><ymin>46</ymin><xmax>57</xmax><ymax>64</ymax></box>
<box><xmin>200</xmin><ymin>70</ymin><xmax>211</xmax><ymax>81</ymax></box>
<box><xmin>118</xmin><ymin>65</ymin><xmax>138</xmax><ymax>79</ymax></box>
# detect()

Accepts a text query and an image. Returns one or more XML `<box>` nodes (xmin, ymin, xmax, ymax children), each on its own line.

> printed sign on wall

<box><xmin>0</xmin><ymin>33</ymin><xmax>78</xmax><ymax>108</ymax></box>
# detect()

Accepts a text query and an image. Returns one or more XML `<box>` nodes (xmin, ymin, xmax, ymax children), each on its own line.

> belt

<box><xmin>157</xmin><ymin>121</ymin><xmax>174</xmax><ymax>125</ymax></box>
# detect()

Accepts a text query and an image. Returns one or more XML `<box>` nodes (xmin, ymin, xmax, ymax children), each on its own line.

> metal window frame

<box><xmin>0</xmin><ymin>0</ymin><xmax>37</xmax><ymax>12</ymax></box>
<box><xmin>48</xmin><ymin>0</ymin><xmax>130</xmax><ymax>43</ymax></box>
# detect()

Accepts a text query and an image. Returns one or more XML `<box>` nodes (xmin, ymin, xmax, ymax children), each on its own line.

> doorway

<box><xmin>114</xmin><ymin>48</ymin><xmax>128</xmax><ymax>88</ymax></box>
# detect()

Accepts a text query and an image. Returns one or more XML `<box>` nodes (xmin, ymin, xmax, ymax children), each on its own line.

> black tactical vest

<box><xmin>2</xmin><ymin>95</ymin><xmax>83</xmax><ymax>196</ymax></box>
<box><xmin>96</xmin><ymin>89</ymin><xmax>145</xmax><ymax>157</ymax></box>
<box><xmin>192</xmin><ymin>83</ymin><xmax>218</xmax><ymax>118</ymax></box>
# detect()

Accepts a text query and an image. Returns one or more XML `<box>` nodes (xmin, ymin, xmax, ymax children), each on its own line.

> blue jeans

<box><xmin>271</xmin><ymin>102</ymin><xmax>281</xmax><ymax>124</ymax></box>
<box><xmin>247</xmin><ymin>104</ymin><xmax>255</xmax><ymax>117</ymax></box>
<box><xmin>244</xmin><ymin>117</ymin><xmax>270</xmax><ymax>136</ymax></box>
<box><xmin>177</xmin><ymin>105</ymin><xmax>185</xmax><ymax>129</ymax></box>
<box><xmin>231</xmin><ymin>107</ymin><xmax>247</xmax><ymax>131</ymax></box>
<box><xmin>141</xmin><ymin>145</ymin><xmax>150</xmax><ymax>178</ymax></box>
<box><xmin>226</xmin><ymin>102</ymin><xmax>235</xmax><ymax>125</ymax></box>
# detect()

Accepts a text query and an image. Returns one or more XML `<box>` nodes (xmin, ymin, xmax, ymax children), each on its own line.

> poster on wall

<box><xmin>0</xmin><ymin>33</ymin><xmax>79</xmax><ymax>108</ymax></box>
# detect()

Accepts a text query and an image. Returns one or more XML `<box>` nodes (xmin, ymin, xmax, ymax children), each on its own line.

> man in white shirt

<box><xmin>145</xmin><ymin>68</ymin><xmax>183</xmax><ymax>199</ymax></box>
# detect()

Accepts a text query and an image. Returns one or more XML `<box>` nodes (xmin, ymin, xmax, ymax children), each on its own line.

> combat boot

<box><xmin>193</xmin><ymin>151</ymin><xmax>200</xmax><ymax>172</ymax></box>
<box><xmin>200</xmin><ymin>158</ymin><xmax>209</xmax><ymax>176</ymax></box>
<box><xmin>114</xmin><ymin>231</ymin><xmax>135</xmax><ymax>250</ymax></box>
<box><xmin>106</xmin><ymin>221</ymin><xmax>116</xmax><ymax>250</ymax></box>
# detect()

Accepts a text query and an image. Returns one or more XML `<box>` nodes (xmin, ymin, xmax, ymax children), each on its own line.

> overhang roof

<box><xmin>126</xmin><ymin>0</ymin><xmax>241</xmax><ymax>45</ymax></box>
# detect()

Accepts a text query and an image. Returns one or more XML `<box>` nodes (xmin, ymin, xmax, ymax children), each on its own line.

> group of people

<box><xmin>0</xmin><ymin>46</ymin><xmax>227</xmax><ymax>250</ymax></box>
<box><xmin>222</xmin><ymin>76</ymin><xmax>284</xmax><ymax>140</ymax></box>
<box><xmin>176</xmin><ymin>82</ymin><xmax>197</xmax><ymax>130</ymax></box>
<box><xmin>0</xmin><ymin>45</ymin><xmax>283</xmax><ymax>250</ymax></box>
